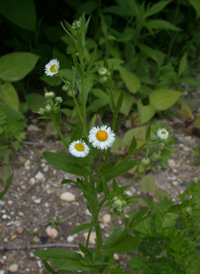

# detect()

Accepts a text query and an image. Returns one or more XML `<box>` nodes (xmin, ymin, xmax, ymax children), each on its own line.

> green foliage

<box><xmin>128</xmin><ymin>180</ymin><xmax>200</xmax><ymax>274</ymax></box>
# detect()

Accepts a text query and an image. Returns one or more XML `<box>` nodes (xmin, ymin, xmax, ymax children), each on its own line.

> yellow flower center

<box><xmin>161</xmin><ymin>131</ymin><xmax>166</xmax><ymax>135</ymax></box>
<box><xmin>50</xmin><ymin>64</ymin><xmax>57</xmax><ymax>73</ymax></box>
<box><xmin>96</xmin><ymin>130</ymin><xmax>108</xmax><ymax>142</ymax></box>
<box><xmin>74</xmin><ymin>143</ymin><xmax>85</xmax><ymax>151</ymax></box>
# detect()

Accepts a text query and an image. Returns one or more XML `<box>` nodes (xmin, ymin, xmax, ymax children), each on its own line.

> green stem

<box><xmin>52</xmin><ymin>117</ymin><xmax>68</xmax><ymax>149</ymax></box>
<box><xmin>71</xmin><ymin>92</ymin><xmax>83</xmax><ymax>123</ymax></box>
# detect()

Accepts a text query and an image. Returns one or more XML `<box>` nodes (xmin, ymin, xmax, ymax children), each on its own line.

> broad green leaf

<box><xmin>0</xmin><ymin>82</ymin><xmax>19</xmax><ymax>111</ymax></box>
<box><xmin>141</xmin><ymin>175</ymin><xmax>157</xmax><ymax>193</ymax></box>
<box><xmin>137</xmin><ymin>44</ymin><xmax>166</xmax><ymax>63</ymax></box>
<box><xmin>0</xmin><ymin>0</ymin><xmax>36</xmax><ymax>32</ymax></box>
<box><xmin>105</xmin><ymin>235</ymin><xmax>141</xmax><ymax>253</ymax></box>
<box><xmin>43</xmin><ymin>152</ymin><xmax>90</xmax><ymax>177</ymax></box>
<box><xmin>87</xmin><ymin>98</ymin><xmax>108</xmax><ymax>112</ymax></box>
<box><xmin>149</xmin><ymin>89</ymin><xmax>182</xmax><ymax>110</ymax></box>
<box><xmin>146</xmin><ymin>20</ymin><xmax>181</xmax><ymax>31</ymax></box>
<box><xmin>40</xmin><ymin>75</ymin><xmax>62</xmax><ymax>86</ymax></box>
<box><xmin>178</xmin><ymin>52</ymin><xmax>188</xmax><ymax>77</ymax></box>
<box><xmin>193</xmin><ymin>116</ymin><xmax>200</xmax><ymax>128</ymax></box>
<box><xmin>25</xmin><ymin>93</ymin><xmax>46</xmax><ymax>111</ymax></box>
<box><xmin>0</xmin><ymin>53</ymin><xmax>39</xmax><ymax>82</ymax></box>
<box><xmin>123</xmin><ymin>126</ymin><xmax>146</xmax><ymax>145</ymax></box>
<box><xmin>59</xmin><ymin>69</ymin><xmax>73</xmax><ymax>81</ymax></box>
<box><xmin>155</xmin><ymin>188</ymin><xmax>171</xmax><ymax>199</ymax></box>
<box><xmin>71</xmin><ymin>221</ymin><xmax>100</xmax><ymax>236</ymax></box>
<box><xmin>144</xmin><ymin>0</ymin><xmax>171</xmax><ymax>18</ymax></box>
<box><xmin>113</xmin><ymin>90</ymin><xmax>134</xmax><ymax>116</ymax></box>
<box><xmin>102</xmin><ymin>160</ymin><xmax>138</xmax><ymax>182</ymax></box>
<box><xmin>91</xmin><ymin>88</ymin><xmax>109</xmax><ymax>101</ymax></box>
<box><xmin>176</xmin><ymin>102</ymin><xmax>192</xmax><ymax>119</ymax></box>
<box><xmin>137</xmin><ymin>99</ymin><xmax>156</xmax><ymax>124</ymax></box>
<box><xmin>34</xmin><ymin>249</ymin><xmax>92</xmax><ymax>271</ymax></box>
<box><xmin>117</xmin><ymin>27</ymin><xmax>136</xmax><ymax>42</ymax></box>
<box><xmin>0</xmin><ymin>173</ymin><xmax>13</xmax><ymax>200</ymax></box>
<box><xmin>103</xmin><ymin>226</ymin><xmax>122</xmax><ymax>247</ymax></box>
<box><xmin>119</xmin><ymin>70</ymin><xmax>141</xmax><ymax>93</ymax></box>
<box><xmin>188</xmin><ymin>0</ymin><xmax>200</xmax><ymax>17</ymax></box>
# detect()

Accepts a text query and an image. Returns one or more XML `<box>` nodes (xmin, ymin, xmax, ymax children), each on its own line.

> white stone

<box><xmin>168</xmin><ymin>159</ymin><xmax>176</xmax><ymax>168</ymax></box>
<box><xmin>60</xmin><ymin>192</ymin><xmax>76</xmax><ymax>202</ymax></box>
<box><xmin>8</xmin><ymin>264</ymin><xmax>18</xmax><ymax>272</ymax></box>
<box><xmin>2</xmin><ymin>214</ymin><xmax>7</xmax><ymax>219</ymax></box>
<box><xmin>67</xmin><ymin>235</ymin><xmax>74</xmax><ymax>242</ymax></box>
<box><xmin>34</xmin><ymin>198</ymin><xmax>42</xmax><ymax>204</ymax></box>
<box><xmin>172</xmin><ymin>181</ymin><xmax>178</xmax><ymax>186</ymax></box>
<box><xmin>45</xmin><ymin>226</ymin><xmax>58</xmax><ymax>238</ymax></box>
<box><xmin>35</xmin><ymin>172</ymin><xmax>44</xmax><ymax>181</ymax></box>
<box><xmin>102</xmin><ymin>214</ymin><xmax>111</xmax><ymax>225</ymax></box>
<box><xmin>83</xmin><ymin>232</ymin><xmax>96</xmax><ymax>245</ymax></box>
<box><xmin>27</xmin><ymin>124</ymin><xmax>41</xmax><ymax>132</ymax></box>
<box><xmin>114</xmin><ymin>253</ymin><xmax>120</xmax><ymax>261</ymax></box>
<box><xmin>85</xmin><ymin>209</ymin><xmax>92</xmax><ymax>216</ymax></box>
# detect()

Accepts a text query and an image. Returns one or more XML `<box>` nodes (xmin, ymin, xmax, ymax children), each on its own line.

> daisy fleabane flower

<box><xmin>69</xmin><ymin>140</ymin><xmax>90</xmax><ymax>158</ymax></box>
<box><xmin>45</xmin><ymin>59</ymin><xmax>59</xmax><ymax>77</ymax></box>
<box><xmin>157</xmin><ymin>128</ymin><xmax>169</xmax><ymax>140</ymax></box>
<box><xmin>89</xmin><ymin>125</ymin><xmax>115</xmax><ymax>150</ymax></box>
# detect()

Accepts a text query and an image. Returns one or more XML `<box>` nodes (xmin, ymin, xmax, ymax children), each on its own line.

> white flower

<box><xmin>69</xmin><ymin>140</ymin><xmax>90</xmax><ymax>158</ymax></box>
<box><xmin>157</xmin><ymin>128</ymin><xmax>169</xmax><ymax>140</ymax></box>
<box><xmin>89</xmin><ymin>125</ymin><xmax>115</xmax><ymax>150</ymax></box>
<box><xmin>45</xmin><ymin>59</ymin><xmax>59</xmax><ymax>76</ymax></box>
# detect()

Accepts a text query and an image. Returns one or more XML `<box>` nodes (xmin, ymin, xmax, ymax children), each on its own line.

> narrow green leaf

<box><xmin>112</xmin><ymin>179</ymin><xmax>119</xmax><ymax>193</ymax></box>
<box><xmin>146</xmin><ymin>195</ymin><xmax>153</xmax><ymax>209</ymax></box>
<box><xmin>79</xmin><ymin>244</ymin><xmax>93</xmax><ymax>262</ymax></box>
<box><xmin>43</xmin><ymin>152</ymin><xmax>90</xmax><ymax>177</ymax></box>
<box><xmin>61</xmin><ymin>179</ymin><xmax>76</xmax><ymax>185</ymax></box>
<box><xmin>71</xmin><ymin>221</ymin><xmax>100</xmax><ymax>236</ymax></box>
<box><xmin>103</xmin><ymin>226</ymin><xmax>122</xmax><ymax>247</ymax></box>
<box><xmin>0</xmin><ymin>0</ymin><xmax>36</xmax><ymax>32</ymax></box>
<box><xmin>34</xmin><ymin>249</ymin><xmax>92</xmax><ymax>271</ymax></box>
<box><xmin>0</xmin><ymin>52</ymin><xmax>39</xmax><ymax>82</ymax></box>
<box><xmin>128</xmin><ymin>137</ymin><xmax>137</xmax><ymax>155</ymax></box>
<box><xmin>145</xmin><ymin>125</ymin><xmax>151</xmax><ymax>141</ymax></box>
<box><xmin>115</xmin><ymin>90</ymin><xmax>124</xmax><ymax>115</ymax></box>
<box><xmin>102</xmin><ymin>177</ymin><xmax>110</xmax><ymax>196</ymax></box>
<box><xmin>119</xmin><ymin>70</ymin><xmax>141</xmax><ymax>93</ymax></box>
<box><xmin>43</xmin><ymin>260</ymin><xmax>57</xmax><ymax>274</ymax></box>
<box><xmin>0</xmin><ymin>82</ymin><xmax>19</xmax><ymax>111</ymax></box>
<box><xmin>178</xmin><ymin>52</ymin><xmax>187</xmax><ymax>77</ymax></box>
<box><xmin>146</xmin><ymin>20</ymin><xmax>181</xmax><ymax>31</ymax></box>
<box><xmin>129</xmin><ymin>208</ymin><xmax>149</xmax><ymax>227</ymax></box>
<box><xmin>0</xmin><ymin>173</ymin><xmax>13</xmax><ymax>200</ymax></box>
<box><xmin>149</xmin><ymin>89</ymin><xmax>182</xmax><ymax>111</ymax></box>
<box><xmin>144</xmin><ymin>0</ymin><xmax>171</xmax><ymax>18</ymax></box>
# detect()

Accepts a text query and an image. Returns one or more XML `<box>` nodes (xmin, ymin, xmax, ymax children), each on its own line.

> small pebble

<box><xmin>29</xmin><ymin>178</ymin><xmax>35</xmax><ymax>186</ymax></box>
<box><xmin>35</xmin><ymin>172</ymin><xmax>44</xmax><ymax>181</ymax></box>
<box><xmin>10</xmin><ymin>235</ymin><xmax>17</xmax><ymax>241</ymax></box>
<box><xmin>67</xmin><ymin>235</ymin><xmax>74</xmax><ymax>242</ymax></box>
<box><xmin>114</xmin><ymin>253</ymin><xmax>119</xmax><ymax>261</ymax></box>
<box><xmin>34</xmin><ymin>198</ymin><xmax>42</xmax><ymax>204</ymax></box>
<box><xmin>8</xmin><ymin>201</ymin><xmax>13</xmax><ymax>206</ymax></box>
<box><xmin>172</xmin><ymin>181</ymin><xmax>178</xmax><ymax>186</ymax></box>
<box><xmin>33</xmin><ymin>236</ymin><xmax>40</xmax><ymax>243</ymax></box>
<box><xmin>83</xmin><ymin>232</ymin><xmax>96</xmax><ymax>245</ymax></box>
<box><xmin>8</xmin><ymin>264</ymin><xmax>18</xmax><ymax>272</ymax></box>
<box><xmin>27</xmin><ymin>124</ymin><xmax>41</xmax><ymax>132</ymax></box>
<box><xmin>45</xmin><ymin>226</ymin><xmax>58</xmax><ymax>239</ymax></box>
<box><xmin>168</xmin><ymin>159</ymin><xmax>176</xmax><ymax>168</ymax></box>
<box><xmin>18</xmin><ymin>156</ymin><xmax>26</xmax><ymax>164</ymax></box>
<box><xmin>16</xmin><ymin>227</ymin><xmax>23</xmax><ymax>234</ymax></box>
<box><xmin>2</xmin><ymin>214</ymin><xmax>7</xmax><ymax>219</ymax></box>
<box><xmin>102</xmin><ymin>214</ymin><xmax>111</xmax><ymax>225</ymax></box>
<box><xmin>60</xmin><ymin>192</ymin><xmax>76</xmax><ymax>202</ymax></box>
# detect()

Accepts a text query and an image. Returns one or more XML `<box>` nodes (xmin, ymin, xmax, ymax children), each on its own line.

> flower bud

<box><xmin>112</xmin><ymin>196</ymin><xmax>127</xmax><ymax>212</ymax></box>
<box><xmin>38</xmin><ymin>108</ymin><xmax>45</xmax><ymax>115</ymax></box>
<box><xmin>45</xmin><ymin>104</ymin><xmax>52</xmax><ymax>113</ymax></box>
<box><xmin>100</xmin><ymin>76</ymin><xmax>108</xmax><ymax>84</ymax></box>
<box><xmin>98</xmin><ymin>67</ymin><xmax>108</xmax><ymax>76</ymax></box>
<box><xmin>107</xmin><ymin>70</ymin><xmax>111</xmax><ymax>77</ymax></box>
<box><xmin>55</xmin><ymin>97</ymin><xmax>63</xmax><ymax>103</ymax></box>
<box><xmin>67</xmin><ymin>90</ymin><xmax>75</xmax><ymax>97</ymax></box>
<box><xmin>141</xmin><ymin>157</ymin><xmax>150</xmax><ymax>166</ymax></box>
<box><xmin>62</xmin><ymin>85</ymin><xmax>69</xmax><ymax>91</ymax></box>
<box><xmin>152</xmin><ymin>152</ymin><xmax>161</xmax><ymax>160</ymax></box>
<box><xmin>158</xmin><ymin>142</ymin><xmax>165</xmax><ymax>150</ymax></box>
<box><xmin>45</xmin><ymin>91</ymin><xmax>54</xmax><ymax>99</ymax></box>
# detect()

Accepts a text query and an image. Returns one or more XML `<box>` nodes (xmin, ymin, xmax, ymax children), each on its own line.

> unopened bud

<box><xmin>67</xmin><ymin>90</ymin><xmax>75</xmax><ymax>97</ymax></box>
<box><xmin>62</xmin><ymin>85</ymin><xmax>69</xmax><ymax>91</ymax></box>
<box><xmin>38</xmin><ymin>108</ymin><xmax>45</xmax><ymax>115</ymax></box>
<box><xmin>158</xmin><ymin>142</ymin><xmax>165</xmax><ymax>150</ymax></box>
<box><xmin>141</xmin><ymin>157</ymin><xmax>150</xmax><ymax>166</ymax></box>
<box><xmin>98</xmin><ymin>67</ymin><xmax>108</xmax><ymax>76</ymax></box>
<box><xmin>100</xmin><ymin>76</ymin><xmax>108</xmax><ymax>83</ymax></box>
<box><xmin>45</xmin><ymin>105</ymin><xmax>52</xmax><ymax>112</ymax></box>
<box><xmin>55</xmin><ymin>97</ymin><xmax>62</xmax><ymax>103</ymax></box>
<box><xmin>152</xmin><ymin>152</ymin><xmax>161</xmax><ymax>160</ymax></box>
<box><xmin>112</xmin><ymin>196</ymin><xmax>127</xmax><ymax>212</ymax></box>
<box><xmin>45</xmin><ymin>91</ymin><xmax>54</xmax><ymax>99</ymax></box>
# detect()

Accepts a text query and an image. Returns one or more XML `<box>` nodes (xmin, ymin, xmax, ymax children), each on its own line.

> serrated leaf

<box><xmin>149</xmin><ymin>89</ymin><xmax>182</xmax><ymax>110</ymax></box>
<box><xmin>0</xmin><ymin>53</ymin><xmax>39</xmax><ymax>82</ymax></box>
<box><xmin>71</xmin><ymin>221</ymin><xmax>100</xmax><ymax>236</ymax></box>
<box><xmin>141</xmin><ymin>175</ymin><xmax>157</xmax><ymax>193</ymax></box>
<box><xmin>0</xmin><ymin>0</ymin><xmax>36</xmax><ymax>32</ymax></box>
<box><xmin>120</xmin><ymin>70</ymin><xmax>141</xmax><ymax>94</ymax></box>
<box><xmin>0</xmin><ymin>82</ymin><xmax>19</xmax><ymax>111</ymax></box>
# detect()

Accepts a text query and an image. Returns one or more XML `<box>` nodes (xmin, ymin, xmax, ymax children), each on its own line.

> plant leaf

<box><xmin>71</xmin><ymin>221</ymin><xmax>100</xmax><ymax>236</ymax></box>
<box><xmin>120</xmin><ymin>70</ymin><xmax>141</xmax><ymax>94</ymax></box>
<box><xmin>0</xmin><ymin>82</ymin><xmax>19</xmax><ymax>111</ymax></box>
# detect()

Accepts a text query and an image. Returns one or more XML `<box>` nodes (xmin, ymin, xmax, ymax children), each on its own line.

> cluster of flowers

<box><xmin>38</xmin><ymin>92</ymin><xmax>62</xmax><ymax>115</ymax></box>
<box><xmin>69</xmin><ymin>125</ymin><xmax>115</xmax><ymax>158</ymax></box>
